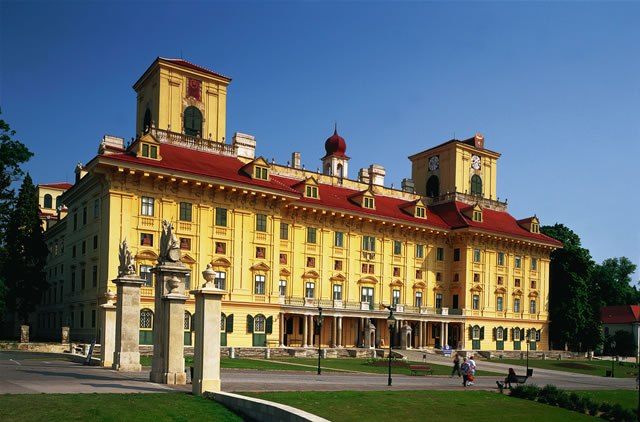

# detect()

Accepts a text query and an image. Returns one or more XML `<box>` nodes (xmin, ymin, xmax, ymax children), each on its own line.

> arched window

<box><xmin>471</xmin><ymin>175</ymin><xmax>482</xmax><ymax>196</ymax></box>
<box><xmin>324</xmin><ymin>163</ymin><xmax>332</xmax><ymax>175</ymax></box>
<box><xmin>254</xmin><ymin>314</ymin><xmax>266</xmax><ymax>333</ymax></box>
<box><xmin>55</xmin><ymin>196</ymin><xmax>62</xmax><ymax>208</ymax></box>
<box><xmin>143</xmin><ymin>108</ymin><xmax>152</xmax><ymax>132</ymax></box>
<box><xmin>221</xmin><ymin>313</ymin><xmax>226</xmax><ymax>331</ymax></box>
<box><xmin>472</xmin><ymin>325</ymin><xmax>480</xmax><ymax>339</ymax></box>
<box><xmin>426</xmin><ymin>175</ymin><xmax>439</xmax><ymax>198</ymax></box>
<box><xmin>184</xmin><ymin>106</ymin><xmax>203</xmax><ymax>137</ymax></box>
<box><xmin>337</xmin><ymin>164</ymin><xmax>343</xmax><ymax>178</ymax></box>
<box><xmin>184</xmin><ymin>311</ymin><xmax>191</xmax><ymax>330</ymax></box>
<box><xmin>43</xmin><ymin>194</ymin><xmax>53</xmax><ymax>209</ymax></box>
<box><xmin>140</xmin><ymin>309</ymin><xmax>153</xmax><ymax>329</ymax></box>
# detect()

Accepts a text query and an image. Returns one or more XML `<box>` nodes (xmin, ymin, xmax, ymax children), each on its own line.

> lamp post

<box><xmin>384</xmin><ymin>305</ymin><xmax>396</xmax><ymax>387</ymax></box>
<box><xmin>611</xmin><ymin>340</ymin><xmax>616</xmax><ymax>378</ymax></box>
<box><xmin>317</xmin><ymin>307</ymin><xmax>324</xmax><ymax>375</ymax></box>
<box><xmin>526</xmin><ymin>329</ymin><xmax>530</xmax><ymax>375</ymax></box>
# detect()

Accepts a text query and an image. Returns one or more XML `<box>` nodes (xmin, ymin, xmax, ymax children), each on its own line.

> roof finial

<box><xmin>334</xmin><ymin>121</ymin><xmax>338</xmax><ymax>135</ymax></box>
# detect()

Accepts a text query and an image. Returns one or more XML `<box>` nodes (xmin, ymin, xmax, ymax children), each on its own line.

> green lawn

<box><xmin>569</xmin><ymin>390</ymin><xmax>640</xmax><ymax>410</ymax></box>
<box><xmin>490</xmin><ymin>358</ymin><xmax>638</xmax><ymax>378</ymax></box>
<box><xmin>247</xmin><ymin>390</ymin><xmax>595</xmax><ymax>422</ymax></box>
<box><xmin>0</xmin><ymin>393</ymin><xmax>243</xmax><ymax>422</ymax></box>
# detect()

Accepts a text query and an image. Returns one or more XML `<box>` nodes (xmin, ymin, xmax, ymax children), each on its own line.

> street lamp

<box><xmin>317</xmin><ymin>307</ymin><xmax>324</xmax><ymax>375</ymax></box>
<box><xmin>526</xmin><ymin>329</ymin><xmax>530</xmax><ymax>375</ymax></box>
<box><xmin>611</xmin><ymin>339</ymin><xmax>616</xmax><ymax>378</ymax></box>
<box><xmin>384</xmin><ymin>305</ymin><xmax>396</xmax><ymax>386</ymax></box>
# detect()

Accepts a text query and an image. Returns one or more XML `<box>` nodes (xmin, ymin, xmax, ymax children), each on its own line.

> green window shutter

<box><xmin>493</xmin><ymin>327</ymin><xmax>497</xmax><ymax>341</ymax></box>
<box><xmin>266</xmin><ymin>316</ymin><xmax>273</xmax><ymax>334</ymax></box>
<box><xmin>504</xmin><ymin>327</ymin><xmax>508</xmax><ymax>341</ymax></box>
<box><xmin>247</xmin><ymin>315</ymin><xmax>254</xmax><ymax>333</ymax></box>
<box><xmin>469</xmin><ymin>325</ymin><xmax>473</xmax><ymax>340</ymax></box>
<box><xmin>226</xmin><ymin>314</ymin><xmax>234</xmax><ymax>333</ymax></box>
<box><xmin>520</xmin><ymin>328</ymin><xmax>525</xmax><ymax>339</ymax></box>
<box><xmin>480</xmin><ymin>327</ymin><xmax>485</xmax><ymax>340</ymax></box>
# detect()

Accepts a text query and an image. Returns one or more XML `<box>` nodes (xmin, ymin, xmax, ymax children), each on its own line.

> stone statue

<box><xmin>159</xmin><ymin>220</ymin><xmax>181</xmax><ymax>263</ymax></box>
<box><xmin>118</xmin><ymin>240</ymin><xmax>136</xmax><ymax>277</ymax></box>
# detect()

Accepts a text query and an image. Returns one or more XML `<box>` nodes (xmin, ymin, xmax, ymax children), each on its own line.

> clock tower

<box><xmin>408</xmin><ymin>133</ymin><xmax>501</xmax><ymax>201</ymax></box>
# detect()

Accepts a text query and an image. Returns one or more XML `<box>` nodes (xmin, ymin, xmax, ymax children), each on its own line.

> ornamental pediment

<box><xmin>182</xmin><ymin>254</ymin><xmax>196</xmax><ymax>265</ymax></box>
<box><xmin>330</xmin><ymin>273</ymin><xmax>346</xmax><ymax>282</ymax></box>
<box><xmin>250</xmin><ymin>262</ymin><xmax>271</xmax><ymax>272</ymax></box>
<box><xmin>279</xmin><ymin>268</ymin><xmax>291</xmax><ymax>277</ymax></box>
<box><xmin>494</xmin><ymin>287</ymin><xmax>506</xmax><ymax>294</ymax></box>
<box><xmin>512</xmin><ymin>288</ymin><xmax>523</xmax><ymax>296</ymax></box>
<box><xmin>470</xmin><ymin>284</ymin><xmax>483</xmax><ymax>292</ymax></box>
<box><xmin>412</xmin><ymin>281</ymin><xmax>426</xmax><ymax>289</ymax></box>
<box><xmin>390</xmin><ymin>279</ymin><xmax>404</xmax><ymax>287</ymax></box>
<box><xmin>357</xmin><ymin>275</ymin><xmax>378</xmax><ymax>285</ymax></box>
<box><xmin>302</xmin><ymin>270</ymin><xmax>320</xmax><ymax>279</ymax></box>
<box><xmin>211</xmin><ymin>257</ymin><xmax>231</xmax><ymax>268</ymax></box>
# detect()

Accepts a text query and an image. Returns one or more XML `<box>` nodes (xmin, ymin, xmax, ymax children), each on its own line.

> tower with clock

<box><xmin>408</xmin><ymin>133</ymin><xmax>501</xmax><ymax>202</ymax></box>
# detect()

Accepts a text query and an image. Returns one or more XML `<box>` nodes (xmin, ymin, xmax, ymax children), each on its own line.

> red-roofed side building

<box><xmin>37</xmin><ymin>182</ymin><xmax>72</xmax><ymax>231</ymax></box>
<box><xmin>601</xmin><ymin>306</ymin><xmax>640</xmax><ymax>352</ymax></box>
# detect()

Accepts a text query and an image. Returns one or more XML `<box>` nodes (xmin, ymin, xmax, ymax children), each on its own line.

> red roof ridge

<box><xmin>159</xmin><ymin>57</ymin><xmax>231</xmax><ymax>81</ymax></box>
<box><xmin>38</xmin><ymin>182</ymin><xmax>73</xmax><ymax>189</ymax></box>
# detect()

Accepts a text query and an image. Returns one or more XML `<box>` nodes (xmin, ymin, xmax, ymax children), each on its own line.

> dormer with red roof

<box><xmin>241</xmin><ymin>157</ymin><xmax>271</xmax><ymax>181</ymax></box>
<box><xmin>348</xmin><ymin>188</ymin><xmax>376</xmax><ymax>210</ymax></box>
<box><xmin>461</xmin><ymin>203</ymin><xmax>483</xmax><ymax>223</ymax></box>
<box><xmin>133</xmin><ymin>57</ymin><xmax>231</xmax><ymax>143</ymax></box>
<box><xmin>517</xmin><ymin>216</ymin><xmax>541</xmax><ymax>233</ymax></box>
<box><xmin>399</xmin><ymin>198</ymin><xmax>427</xmax><ymax>220</ymax></box>
<box><xmin>293</xmin><ymin>176</ymin><xmax>320</xmax><ymax>199</ymax></box>
<box><xmin>322</xmin><ymin>126</ymin><xmax>350</xmax><ymax>179</ymax></box>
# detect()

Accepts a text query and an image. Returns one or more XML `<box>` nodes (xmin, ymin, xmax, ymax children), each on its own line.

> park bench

<box><xmin>496</xmin><ymin>374</ymin><xmax>528</xmax><ymax>391</ymax></box>
<box><xmin>409</xmin><ymin>364</ymin><xmax>433</xmax><ymax>376</ymax></box>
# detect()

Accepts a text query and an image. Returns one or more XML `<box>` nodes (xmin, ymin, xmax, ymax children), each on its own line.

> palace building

<box><xmin>35</xmin><ymin>57</ymin><xmax>562</xmax><ymax>352</ymax></box>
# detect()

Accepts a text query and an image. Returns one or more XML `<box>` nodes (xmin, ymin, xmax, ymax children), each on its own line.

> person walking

<box><xmin>461</xmin><ymin>357</ymin><xmax>471</xmax><ymax>387</ymax></box>
<box><xmin>468</xmin><ymin>355</ymin><xmax>476</xmax><ymax>385</ymax></box>
<box><xmin>451</xmin><ymin>354</ymin><xmax>461</xmax><ymax>377</ymax></box>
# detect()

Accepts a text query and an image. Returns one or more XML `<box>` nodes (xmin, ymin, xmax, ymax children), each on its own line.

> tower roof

<box><xmin>323</xmin><ymin>127</ymin><xmax>348</xmax><ymax>159</ymax></box>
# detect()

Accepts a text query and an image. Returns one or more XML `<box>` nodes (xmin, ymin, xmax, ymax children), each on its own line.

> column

<box><xmin>150</xmin><ymin>262</ymin><xmax>190</xmax><ymax>385</ymax></box>
<box><xmin>461</xmin><ymin>324</ymin><xmax>466</xmax><ymax>350</ymax></box>
<box><xmin>444</xmin><ymin>323</ymin><xmax>449</xmax><ymax>347</ymax></box>
<box><xmin>113</xmin><ymin>275</ymin><xmax>144</xmax><ymax>371</ymax></box>
<box><xmin>279</xmin><ymin>313</ymin><xmax>284</xmax><ymax>347</ymax></box>
<box><xmin>440</xmin><ymin>321</ymin><xmax>445</xmax><ymax>348</ymax></box>
<box><xmin>303</xmin><ymin>315</ymin><xmax>308</xmax><ymax>347</ymax></box>
<box><xmin>191</xmin><ymin>283</ymin><xmax>225</xmax><ymax>396</ymax></box>
<box><xmin>421</xmin><ymin>322</ymin><xmax>426</xmax><ymax>348</ymax></box>
<box><xmin>337</xmin><ymin>316</ymin><xmax>343</xmax><ymax>347</ymax></box>
<box><xmin>100</xmin><ymin>290</ymin><xmax>116</xmax><ymax>367</ymax></box>
<box><xmin>331</xmin><ymin>316</ymin><xmax>337</xmax><ymax>348</ymax></box>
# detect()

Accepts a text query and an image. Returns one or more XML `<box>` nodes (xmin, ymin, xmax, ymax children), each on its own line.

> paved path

<box><xmin>1</xmin><ymin>350</ymin><xmax>636</xmax><ymax>395</ymax></box>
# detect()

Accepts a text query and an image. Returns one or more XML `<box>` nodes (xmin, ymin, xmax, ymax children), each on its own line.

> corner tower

<box><xmin>133</xmin><ymin>57</ymin><xmax>231</xmax><ymax>142</ymax></box>
<box><xmin>409</xmin><ymin>133</ymin><xmax>501</xmax><ymax>200</ymax></box>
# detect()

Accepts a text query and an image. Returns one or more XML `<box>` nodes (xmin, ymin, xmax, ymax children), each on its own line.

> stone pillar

<box><xmin>444</xmin><ymin>323</ymin><xmax>449</xmax><ymax>347</ymax></box>
<box><xmin>113</xmin><ymin>275</ymin><xmax>144</xmax><ymax>371</ymax></box>
<box><xmin>191</xmin><ymin>284</ymin><xmax>225</xmax><ymax>396</ymax></box>
<box><xmin>331</xmin><ymin>316</ymin><xmax>337</xmax><ymax>348</ymax></box>
<box><xmin>337</xmin><ymin>317</ymin><xmax>343</xmax><ymax>347</ymax></box>
<box><xmin>303</xmin><ymin>315</ymin><xmax>308</xmax><ymax>347</ymax></box>
<box><xmin>417</xmin><ymin>321</ymin><xmax>423</xmax><ymax>349</ymax></box>
<box><xmin>150</xmin><ymin>262</ymin><xmax>190</xmax><ymax>384</ymax></box>
<box><xmin>61</xmin><ymin>326</ymin><xmax>70</xmax><ymax>344</ymax></box>
<box><xmin>20</xmin><ymin>325</ymin><xmax>29</xmax><ymax>343</ymax></box>
<box><xmin>423</xmin><ymin>322</ymin><xmax>427</xmax><ymax>347</ymax></box>
<box><xmin>440</xmin><ymin>321</ymin><xmax>445</xmax><ymax>348</ymax></box>
<box><xmin>100</xmin><ymin>290</ymin><xmax>116</xmax><ymax>367</ymax></box>
<box><xmin>279</xmin><ymin>313</ymin><xmax>284</xmax><ymax>347</ymax></box>
<box><xmin>460</xmin><ymin>324</ymin><xmax>465</xmax><ymax>349</ymax></box>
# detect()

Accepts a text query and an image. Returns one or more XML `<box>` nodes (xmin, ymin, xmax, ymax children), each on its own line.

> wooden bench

<box><xmin>496</xmin><ymin>374</ymin><xmax>528</xmax><ymax>390</ymax></box>
<box><xmin>408</xmin><ymin>364</ymin><xmax>433</xmax><ymax>376</ymax></box>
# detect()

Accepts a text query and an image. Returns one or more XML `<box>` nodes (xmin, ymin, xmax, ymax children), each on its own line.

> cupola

<box><xmin>322</xmin><ymin>126</ymin><xmax>350</xmax><ymax>179</ymax></box>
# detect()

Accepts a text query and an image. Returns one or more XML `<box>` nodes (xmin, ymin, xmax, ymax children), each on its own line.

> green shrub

<box><xmin>586</xmin><ymin>398</ymin><xmax>600</xmax><ymax>416</ymax></box>
<box><xmin>556</xmin><ymin>391</ymin><xmax>571</xmax><ymax>410</ymax></box>
<box><xmin>599</xmin><ymin>402</ymin><xmax>612</xmax><ymax>415</ymax></box>
<box><xmin>538</xmin><ymin>385</ymin><xmax>561</xmax><ymax>406</ymax></box>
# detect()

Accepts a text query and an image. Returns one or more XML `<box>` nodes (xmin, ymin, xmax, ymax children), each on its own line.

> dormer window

<box><xmin>416</xmin><ymin>206</ymin><xmax>426</xmax><ymax>218</ymax></box>
<box><xmin>364</xmin><ymin>197</ymin><xmax>375</xmax><ymax>209</ymax></box>
<box><xmin>306</xmin><ymin>186</ymin><xmax>318</xmax><ymax>198</ymax></box>
<box><xmin>473</xmin><ymin>210</ymin><xmax>483</xmax><ymax>222</ymax></box>
<box><xmin>531</xmin><ymin>223</ymin><xmax>539</xmax><ymax>233</ymax></box>
<box><xmin>141</xmin><ymin>143</ymin><xmax>158</xmax><ymax>159</ymax></box>
<box><xmin>255</xmin><ymin>166</ymin><xmax>268</xmax><ymax>180</ymax></box>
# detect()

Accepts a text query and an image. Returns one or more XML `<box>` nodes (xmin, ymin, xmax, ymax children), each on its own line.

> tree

<box><xmin>593</xmin><ymin>257</ymin><xmax>638</xmax><ymax>306</ymax></box>
<box><xmin>541</xmin><ymin>223</ymin><xmax>602</xmax><ymax>351</ymax></box>
<box><xmin>3</xmin><ymin>174</ymin><xmax>48</xmax><ymax>323</ymax></box>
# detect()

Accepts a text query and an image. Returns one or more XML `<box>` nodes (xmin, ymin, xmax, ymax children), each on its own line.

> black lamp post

<box><xmin>384</xmin><ymin>305</ymin><xmax>396</xmax><ymax>386</ymax></box>
<box><xmin>611</xmin><ymin>340</ymin><xmax>616</xmax><ymax>378</ymax></box>
<box><xmin>317</xmin><ymin>307</ymin><xmax>324</xmax><ymax>375</ymax></box>
<box><xmin>526</xmin><ymin>329</ymin><xmax>530</xmax><ymax>374</ymax></box>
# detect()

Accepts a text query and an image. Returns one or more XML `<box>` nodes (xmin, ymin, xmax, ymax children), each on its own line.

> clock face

<box><xmin>428</xmin><ymin>156</ymin><xmax>439</xmax><ymax>171</ymax></box>
<box><xmin>471</xmin><ymin>155</ymin><xmax>481</xmax><ymax>170</ymax></box>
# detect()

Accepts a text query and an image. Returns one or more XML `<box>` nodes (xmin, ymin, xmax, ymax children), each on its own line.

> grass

<box><xmin>247</xmin><ymin>390</ymin><xmax>596</xmax><ymax>421</ymax></box>
<box><xmin>0</xmin><ymin>393</ymin><xmax>243</xmax><ymax>422</ymax></box>
<box><xmin>569</xmin><ymin>389</ymin><xmax>640</xmax><ymax>410</ymax></box>
<box><xmin>139</xmin><ymin>356</ymin><xmax>502</xmax><ymax>376</ymax></box>
<box><xmin>490</xmin><ymin>358</ymin><xmax>638</xmax><ymax>378</ymax></box>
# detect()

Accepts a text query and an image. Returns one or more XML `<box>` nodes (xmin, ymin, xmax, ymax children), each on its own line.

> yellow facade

<box><xmin>35</xmin><ymin>59</ymin><xmax>560</xmax><ymax>353</ymax></box>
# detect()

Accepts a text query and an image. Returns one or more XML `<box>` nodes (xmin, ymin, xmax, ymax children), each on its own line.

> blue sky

<box><xmin>1</xmin><ymin>1</ymin><xmax>638</xmax><ymax>278</ymax></box>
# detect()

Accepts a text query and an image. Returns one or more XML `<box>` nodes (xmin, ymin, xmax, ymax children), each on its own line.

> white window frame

<box><xmin>214</xmin><ymin>271</ymin><xmax>226</xmax><ymax>290</ymax></box>
<box><xmin>141</xmin><ymin>196</ymin><xmax>155</xmax><ymax>216</ymax></box>
<box><xmin>254</xmin><ymin>274</ymin><xmax>266</xmax><ymax>295</ymax></box>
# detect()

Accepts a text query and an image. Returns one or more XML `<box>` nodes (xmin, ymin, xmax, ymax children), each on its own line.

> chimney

<box><xmin>368</xmin><ymin>164</ymin><xmax>385</xmax><ymax>186</ymax></box>
<box><xmin>358</xmin><ymin>168</ymin><xmax>370</xmax><ymax>184</ymax></box>
<box><xmin>233</xmin><ymin>133</ymin><xmax>256</xmax><ymax>160</ymax></box>
<box><xmin>292</xmin><ymin>152</ymin><xmax>301</xmax><ymax>169</ymax></box>
<box><xmin>102</xmin><ymin>135</ymin><xmax>124</xmax><ymax>149</ymax></box>
<box><xmin>401</xmin><ymin>178</ymin><xmax>415</xmax><ymax>193</ymax></box>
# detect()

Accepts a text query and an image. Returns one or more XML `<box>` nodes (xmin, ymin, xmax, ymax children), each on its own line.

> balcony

<box><xmin>139</xmin><ymin>217</ymin><xmax>156</xmax><ymax>230</ymax></box>
<box><xmin>177</xmin><ymin>221</ymin><xmax>192</xmax><ymax>234</ymax></box>
<box><xmin>150</xmin><ymin>127</ymin><xmax>236</xmax><ymax>157</ymax></box>
<box><xmin>140</xmin><ymin>287</ymin><xmax>154</xmax><ymax>297</ymax></box>
<box><xmin>427</xmin><ymin>191</ymin><xmax>508</xmax><ymax>212</ymax></box>
<box><xmin>255</xmin><ymin>232</ymin><xmax>268</xmax><ymax>243</ymax></box>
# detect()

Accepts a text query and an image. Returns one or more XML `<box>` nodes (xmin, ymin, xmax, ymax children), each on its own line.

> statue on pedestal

<box><xmin>118</xmin><ymin>240</ymin><xmax>136</xmax><ymax>277</ymax></box>
<box><xmin>159</xmin><ymin>220</ymin><xmax>182</xmax><ymax>264</ymax></box>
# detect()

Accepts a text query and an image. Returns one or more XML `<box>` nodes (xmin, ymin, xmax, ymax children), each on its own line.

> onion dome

<box><xmin>324</xmin><ymin>126</ymin><xmax>347</xmax><ymax>157</ymax></box>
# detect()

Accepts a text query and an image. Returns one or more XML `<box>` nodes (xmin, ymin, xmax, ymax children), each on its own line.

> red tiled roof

<box><xmin>160</xmin><ymin>58</ymin><xmax>231</xmax><ymax>81</ymax></box>
<box><xmin>38</xmin><ymin>211</ymin><xmax>58</xmax><ymax>219</ymax></box>
<box><xmin>38</xmin><ymin>183</ymin><xmax>73</xmax><ymax>190</ymax></box>
<box><xmin>601</xmin><ymin>306</ymin><xmax>640</xmax><ymax>324</ymax></box>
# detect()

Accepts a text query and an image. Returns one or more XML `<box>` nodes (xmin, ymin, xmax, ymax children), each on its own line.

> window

<box><xmin>364</xmin><ymin>197</ymin><xmax>375</xmax><ymax>209</ymax></box>
<box><xmin>80</xmin><ymin>310</ymin><xmax>84</xmax><ymax>328</ymax></box>
<box><xmin>254</xmin><ymin>166</ymin><xmax>268</xmax><ymax>180</ymax></box>
<box><xmin>307</xmin><ymin>227</ymin><xmax>317</xmax><ymax>243</ymax></box>
<box><xmin>513</xmin><ymin>327</ymin><xmax>521</xmax><ymax>341</ymax></box>
<box><xmin>256</xmin><ymin>214</ymin><xmax>267</xmax><ymax>232</ymax></box>
<box><xmin>393</xmin><ymin>267</ymin><xmax>400</xmax><ymax>277</ymax></box>
<box><xmin>473</xmin><ymin>248</ymin><xmax>481</xmax><ymax>262</ymax></box>
<box><xmin>415</xmin><ymin>206</ymin><xmax>426</xmax><ymax>218</ymax></box>
<box><xmin>72</xmin><ymin>245</ymin><xmax>76</xmax><ymax>258</ymax></box>
<box><xmin>531</xmin><ymin>258</ymin><xmax>537</xmax><ymax>270</ymax></box>
<box><xmin>307</xmin><ymin>257</ymin><xmax>315</xmax><ymax>267</ymax></box>
<box><xmin>453</xmin><ymin>273</ymin><xmax>459</xmax><ymax>282</ymax></box>
<box><xmin>498</xmin><ymin>276</ymin><xmax>503</xmax><ymax>285</ymax></box>
<box><xmin>256</xmin><ymin>247</ymin><xmax>265</xmax><ymax>258</ymax></box>
<box><xmin>436</xmin><ymin>272</ymin><xmax>442</xmax><ymax>281</ymax></box>
<box><xmin>56</xmin><ymin>196</ymin><xmax>62</xmax><ymax>208</ymax></box>
<box><xmin>140</xmin><ymin>309</ymin><xmax>153</xmax><ymax>329</ymax></box>
<box><xmin>416</xmin><ymin>244</ymin><xmax>424</xmax><ymax>258</ymax></box>
<box><xmin>471</xmin><ymin>174</ymin><xmax>482</xmax><ymax>196</ymax></box>
<box><xmin>140</xmin><ymin>233</ymin><xmax>153</xmax><ymax>247</ymax></box>
<box><xmin>214</xmin><ymin>271</ymin><xmax>226</xmax><ymax>290</ymax></box>
<box><xmin>254</xmin><ymin>275</ymin><xmax>265</xmax><ymax>295</ymax></box>
<box><xmin>280</xmin><ymin>222</ymin><xmax>288</xmax><ymax>240</ymax></box>
<box><xmin>184</xmin><ymin>312</ymin><xmax>191</xmax><ymax>331</ymax></box>
<box><xmin>426</xmin><ymin>175</ymin><xmax>439</xmax><ymax>198</ymax></box>
<box><xmin>394</xmin><ymin>240</ymin><xmax>402</xmax><ymax>256</ymax></box>
<box><xmin>334</xmin><ymin>231</ymin><xmax>344</xmax><ymax>247</ymax></box>
<box><xmin>80</xmin><ymin>269</ymin><xmax>86</xmax><ymax>289</ymax></box>
<box><xmin>361</xmin><ymin>287</ymin><xmax>374</xmax><ymax>304</ymax></box>
<box><xmin>333</xmin><ymin>284</ymin><xmax>342</xmax><ymax>301</ymax></box>
<box><xmin>279</xmin><ymin>279</ymin><xmax>287</xmax><ymax>296</ymax></box>
<box><xmin>73</xmin><ymin>213</ymin><xmax>77</xmax><ymax>230</ymax></box>
<box><xmin>453</xmin><ymin>248</ymin><xmax>460</xmax><ymax>261</ymax></box>
<box><xmin>93</xmin><ymin>235</ymin><xmax>98</xmax><ymax>249</ymax></box>
<box><xmin>531</xmin><ymin>280</ymin><xmax>536</xmax><ymax>289</ymax></box>
<box><xmin>142</xmin><ymin>144</ymin><xmax>149</xmax><ymax>157</ymax></box>
<box><xmin>497</xmin><ymin>296</ymin><xmax>503</xmax><ymax>311</ymax></box>
<box><xmin>82</xmin><ymin>241</ymin><xmax>86</xmax><ymax>254</ymax></box>
<box><xmin>334</xmin><ymin>260</ymin><xmax>342</xmax><ymax>271</ymax></box>
<box><xmin>496</xmin><ymin>327</ymin><xmax>503</xmax><ymax>341</ymax></box>
<box><xmin>141</xmin><ymin>197</ymin><xmax>154</xmax><ymax>216</ymax></box>
<box><xmin>415</xmin><ymin>292</ymin><xmax>423</xmax><ymax>307</ymax></box>
<box><xmin>184</xmin><ymin>106</ymin><xmax>203</xmax><ymax>137</ymax></box>
<box><xmin>436</xmin><ymin>247</ymin><xmax>444</xmax><ymax>261</ymax></box>
<box><xmin>363</xmin><ymin>236</ymin><xmax>375</xmax><ymax>251</ymax></box>
<box><xmin>306</xmin><ymin>186</ymin><xmax>318</xmax><ymax>198</ymax></box>
<box><xmin>436</xmin><ymin>293</ymin><xmax>443</xmax><ymax>309</ymax></box>
<box><xmin>514</xmin><ymin>298</ymin><xmax>521</xmax><ymax>312</ymax></box>
<box><xmin>416</xmin><ymin>270</ymin><xmax>422</xmax><ymax>279</ymax></box>
<box><xmin>498</xmin><ymin>252</ymin><xmax>505</xmax><ymax>266</ymax></box>
<box><xmin>473</xmin><ymin>210</ymin><xmax>483</xmax><ymax>222</ymax></box>
<box><xmin>92</xmin><ymin>265</ymin><xmax>97</xmax><ymax>287</ymax></box>
<box><xmin>515</xmin><ymin>255</ymin><xmax>522</xmax><ymax>268</ymax></box>
<box><xmin>369</xmin><ymin>264</ymin><xmax>375</xmax><ymax>274</ymax></box>
<box><xmin>530</xmin><ymin>300</ymin><xmax>536</xmax><ymax>314</ymax></box>
<box><xmin>94</xmin><ymin>199</ymin><xmax>99</xmax><ymax>217</ymax></box>
<box><xmin>83</xmin><ymin>207</ymin><xmax>87</xmax><ymax>225</ymax></box>
<box><xmin>305</xmin><ymin>282</ymin><xmax>315</xmax><ymax>298</ymax></box>
<box><xmin>474</xmin><ymin>273</ymin><xmax>480</xmax><ymax>282</ymax></box>
<box><xmin>179</xmin><ymin>202</ymin><xmax>192</xmax><ymax>222</ymax></box>
<box><xmin>44</xmin><ymin>194</ymin><xmax>53</xmax><ymax>208</ymax></box>
<box><xmin>392</xmin><ymin>289</ymin><xmax>400</xmax><ymax>306</ymax></box>
<box><xmin>472</xmin><ymin>326</ymin><xmax>480</xmax><ymax>339</ymax></box>
<box><xmin>472</xmin><ymin>294</ymin><xmax>479</xmax><ymax>309</ymax></box>
<box><xmin>215</xmin><ymin>242</ymin><xmax>226</xmax><ymax>254</ymax></box>
<box><xmin>515</xmin><ymin>278</ymin><xmax>521</xmax><ymax>287</ymax></box>
<box><xmin>279</xmin><ymin>254</ymin><xmax>287</xmax><ymax>264</ymax></box>
<box><xmin>215</xmin><ymin>208</ymin><xmax>227</xmax><ymax>226</ymax></box>
<box><xmin>91</xmin><ymin>310</ymin><xmax>96</xmax><ymax>328</ymax></box>
<box><xmin>180</xmin><ymin>238</ymin><xmax>191</xmax><ymax>250</ymax></box>
<box><xmin>185</xmin><ymin>273</ymin><xmax>191</xmax><ymax>290</ymax></box>
<box><xmin>254</xmin><ymin>315</ymin><xmax>265</xmax><ymax>332</ymax></box>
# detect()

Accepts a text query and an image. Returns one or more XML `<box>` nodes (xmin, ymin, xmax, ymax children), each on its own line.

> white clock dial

<box><xmin>428</xmin><ymin>156</ymin><xmax>439</xmax><ymax>171</ymax></box>
<box><xmin>471</xmin><ymin>155</ymin><xmax>481</xmax><ymax>170</ymax></box>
